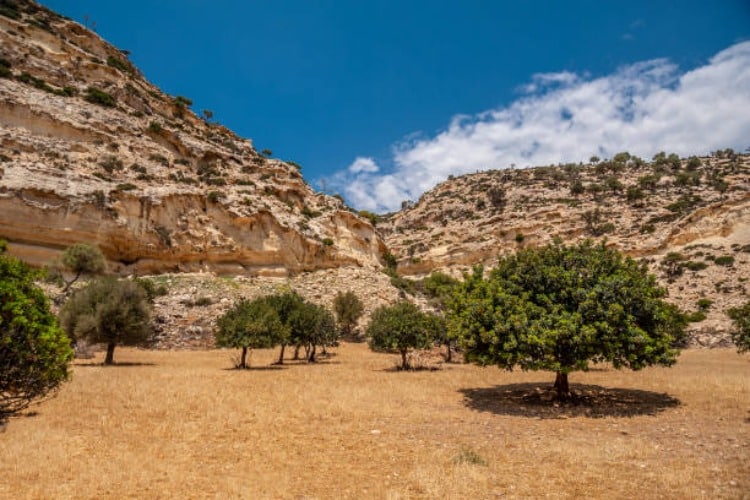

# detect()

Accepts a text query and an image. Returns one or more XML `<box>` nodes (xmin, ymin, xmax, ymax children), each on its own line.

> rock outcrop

<box><xmin>0</xmin><ymin>1</ymin><xmax>384</xmax><ymax>276</ymax></box>
<box><xmin>381</xmin><ymin>152</ymin><xmax>750</xmax><ymax>342</ymax></box>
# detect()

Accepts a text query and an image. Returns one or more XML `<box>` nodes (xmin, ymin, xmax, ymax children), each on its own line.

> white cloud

<box><xmin>348</xmin><ymin>156</ymin><xmax>380</xmax><ymax>174</ymax></box>
<box><xmin>329</xmin><ymin>41</ymin><xmax>750</xmax><ymax>213</ymax></box>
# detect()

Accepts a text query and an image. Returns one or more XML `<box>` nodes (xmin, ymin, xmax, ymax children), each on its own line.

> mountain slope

<box><xmin>382</xmin><ymin>152</ymin><xmax>750</xmax><ymax>344</ymax></box>
<box><xmin>0</xmin><ymin>1</ymin><xmax>384</xmax><ymax>276</ymax></box>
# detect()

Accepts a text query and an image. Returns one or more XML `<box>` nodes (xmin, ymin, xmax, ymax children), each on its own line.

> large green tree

<box><xmin>727</xmin><ymin>302</ymin><xmax>750</xmax><ymax>353</ymax></box>
<box><xmin>449</xmin><ymin>240</ymin><xmax>686</xmax><ymax>398</ymax></box>
<box><xmin>59</xmin><ymin>277</ymin><xmax>151</xmax><ymax>365</ymax></box>
<box><xmin>215</xmin><ymin>298</ymin><xmax>288</xmax><ymax>369</ymax></box>
<box><xmin>289</xmin><ymin>301</ymin><xmax>337</xmax><ymax>362</ymax></box>
<box><xmin>367</xmin><ymin>301</ymin><xmax>440</xmax><ymax>370</ymax></box>
<box><xmin>1</xmin><ymin>245</ymin><xmax>73</xmax><ymax>418</ymax></box>
<box><xmin>265</xmin><ymin>291</ymin><xmax>305</xmax><ymax>364</ymax></box>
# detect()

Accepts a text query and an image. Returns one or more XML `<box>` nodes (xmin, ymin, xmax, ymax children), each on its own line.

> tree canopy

<box><xmin>1</xmin><ymin>245</ymin><xmax>73</xmax><ymax>419</ymax></box>
<box><xmin>448</xmin><ymin>240</ymin><xmax>687</xmax><ymax>398</ymax></box>
<box><xmin>333</xmin><ymin>290</ymin><xmax>364</xmax><ymax>338</ymax></box>
<box><xmin>367</xmin><ymin>301</ymin><xmax>441</xmax><ymax>370</ymax></box>
<box><xmin>60</xmin><ymin>243</ymin><xmax>106</xmax><ymax>293</ymax></box>
<box><xmin>727</xmin><ymin>302</ymin><xmax>750</xmax><ymax>353</ymax></box>
<box><xmin>215</xmin><ymin>297</ymin><xmax>288</xmax><ymax>368</ymax></box>
<box><xmin>59</xmin><ymin>277</ymin><xmax>151</xmax><ymax>365</ymax></box>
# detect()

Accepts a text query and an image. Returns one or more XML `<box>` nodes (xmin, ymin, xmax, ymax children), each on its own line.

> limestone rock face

<box><xmin>0</xmin><ymin>2</ymin><xmax>384</xmax><ymax>276</ymax></box>
<box><xmin>381</xmin><ymin>153</ymin><xmax>750</xmax><ymax>343</ymax></box>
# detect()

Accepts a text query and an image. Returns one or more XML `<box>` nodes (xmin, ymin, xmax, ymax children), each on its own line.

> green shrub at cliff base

<box><xmin>367</xmin><ymin>301</ymin><xmax>441</xmax><ymax>370</ymax></box>
<box><xmin>727</xmin><ymin>302</ymin><xmax>750</xmax><ymax>353</ymax></box>
<box><xmin>448</xmin><ymin>240</ymin><xmax>687</xmax><ymax>399</ymax></box>
<box><xmin>1</xmin><ymin>247</ymin><xmax>73</xmax><ymax>419</ymax></box>
<box><xmin>59</xmin><ymin>277</ymin><xmax>151</xmax><ymax>365</ymax></box>
<box><xmin>215</xmin><ymin>298</ymin><xmax>288</xmax><ymax>369</ymax></box>
<box><xmin>333</xmin><ymin>290</ymin><xmax>364</xmax><ymax>338</ymax></box>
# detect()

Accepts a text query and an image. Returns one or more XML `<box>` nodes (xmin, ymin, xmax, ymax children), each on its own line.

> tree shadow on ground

<box><xmin>459</xmin><ymin>382</ymin><xmax>680</xmax><ymax>419</ymax></box>
<box><xmin>283</xmin><ymin>360</ymin><xmax>342</xmax><ymax>366</ymax></box>
<box><xmin>74</xmin><ymin>362</ymin><xmax>155</xmax><ymax>367</ymax></box>
<box><xmin>380</xmin><ymin>365</ymin><xmax>443</xmax><ymax>373</ymax></box>
<box><xmin>222</xmin><ymin>365</ymin><xmax>286</xmax><ymax>371</ymax></box>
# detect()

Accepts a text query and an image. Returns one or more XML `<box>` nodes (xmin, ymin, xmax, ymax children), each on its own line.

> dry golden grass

<box><xmin>1</xmin><ymin>344</ymin><xmax>748</xmax><ymax>499</ymax></box>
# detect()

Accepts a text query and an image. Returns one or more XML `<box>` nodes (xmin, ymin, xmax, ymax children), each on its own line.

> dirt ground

<box><xmin>1</xmin><ymin>344</ymin><xmax>748</xmax><ymax>499</ymax></box>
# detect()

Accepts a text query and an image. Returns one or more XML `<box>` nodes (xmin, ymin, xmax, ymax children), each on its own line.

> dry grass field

<box><xmin>1</xmin><ymin>344</ymin><xmax>748</xmax><ymax>499</ymax></box>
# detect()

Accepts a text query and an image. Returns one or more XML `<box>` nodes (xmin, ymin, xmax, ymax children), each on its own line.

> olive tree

<box><xmin>449</xmin><ymin>240</ymin><xmax>687</xmax><ymax>399</ymax></box>
<box><xmin>215</xmin><ymin>298</ymin><xmax>288</xmax><ymax>369</ymax></box>
<box><xmin>59</xmin><ymin>277</ymin><xmax>151</xmax><ymax>365</ymax></box>
<box><xmin>61</xmin><ymin>243</ymin><xmax>106</xmax><ymax>293</ymax></box>
<box><xmin>727</xmin><ymin>302</ymin><xmax>750</xmax><ymax>353</ymax></box>
<box><xmin>367</xmin><ymin>301</ymin><xmax>439</xmax><ymax>370</ymax></box>
<box><xmin>265</xmin><ymin>291</ymin><xmax>305</xmax><ymax>364</ymax></box>
<box><xmin>333</xmin><ymin>291</ymin><xmax>364</xmax><ymax>338</ymax></box>
<box><xmin>1</xmin><ymin>246</ymin><xmax>73</xmax><ymax>419</ymax></box>
<box><xmin>290</xmin><ymin>301</ymin><xmax>337</xmax><ymax>362</ymax></box>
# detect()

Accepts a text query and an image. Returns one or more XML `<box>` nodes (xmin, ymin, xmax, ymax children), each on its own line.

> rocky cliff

<box><xmin>381</xmin><ymin>152</ymin><xmax>750</xmax><ymax>344</ymax></box>
<box><xmin>0</xmin><ymin>1</ymin><xmax>385</xmax><ymax>277</ymax></box>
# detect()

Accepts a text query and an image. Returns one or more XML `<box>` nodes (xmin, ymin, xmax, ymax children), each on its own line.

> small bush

<box><xmin>684</xmin><ymin>261</ymin><xmax>708</xmax><ymax>272</ymax></box>
<box><xmin>302</xmin><ymin>206</ymin><xmax>322</xmax><ymax>219</ymax></box>
<box><xmin>100</xmin><ymin>155</ymin><xmax>123</xmax><ymax>173</ymax></box>
<box><xmin>106</xmin><ymin>55</ymin><xmax>134</xmax><ymax>75</ymax></box>
<box><xmin>191</xmin><ymin>296</ymin><xmax>213</xmax><ymax>307</ymax></box>
<box><xmin>148</xmin><ymin>121</ymin><xmax>162</xmax><ymax>133</ymax></box>
<box><xmin>685</xmin><ymin>311</ymin><xmax>707</xmax><ymax>323</ymax></box>
<box><xmin>84</xmin><ymin>87</ymin><xmax>116</xmax><ymax>107</ymax></box>
<box><xmin>626</xmin><ymin>186</ymin><xmax>645</xmax><ymax>202</ymax></box>
<box><xmin>0</xmin><ymin>57</ymin><xmax>12</xmax><ymax>78</ymax></box>
<box><xmin>714</xmin><ymin>255</ymin><xmax>735</xmax><ymax>267</ymax></box>
<box><xmin>149</xmin><ymin>154</ymin><xmax>169</xmax><ymax>166</ymax></box>
<box><xmin>696</xmin><ymin>299</ymin><xmax>713</xmax><ymax>311</ymax></box>
<box><xmin>454</xmin><ymin>447</ymin><xmax>488</xmax><ymax>466</ymax></box>
<box><xmin>322</xmin><ymin>238</ymin><xmax>334</xmax><ymax>247</ymax></box>
<box><xmin>115</xmin><ymin>183</ymin><xmax>137</xmax><ymax>191</ymax></box>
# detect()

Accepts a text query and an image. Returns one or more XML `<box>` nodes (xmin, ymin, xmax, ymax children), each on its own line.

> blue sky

<box><xmin>43</xmin><ymin>1</ymin><xmax>750</xmax><ymax>212</ymax></box>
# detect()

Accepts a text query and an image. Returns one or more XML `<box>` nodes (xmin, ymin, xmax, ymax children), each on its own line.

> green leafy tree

<box><xmin>1</xmin><ymin>246</ymin><xmax>73</xmax><ymax>419</ymax></box>
<box><xmin>215</xmin><ymin>298</ymin><xmax>288</xmax><ymax>369</ymax></box>
<box><xmin>421</xmin><ymin>271</ymin><xmax>459</xmax><ymax>361</ymax></box>
<box><xmin>727</xmin><ymin>302</ymin><xmax>750</xmax><ymax>353</ymax></box>
<box><xmin>290</xmin><ymin>301</ymin><xmax>337</xmax><ymax>362</ymax></box>
<box><xmin>367</xmin><ymin>301</ymin><xmax>438</xmax><ymax>370</ymax></box>
<box><xmin>448</xmin><ymin>240</ymin><xmax>686</xmax><ymax>399</ymax></box>
<box><xmin>333</xmin><ymin>291</ymin><xmax>364</xmax><ymax>338</ymax></box>
<box><xmin>265</xmin><ymin>291</ymin><xmax>305</xmax><ymax>364</ymax></box>
<box><xmin>61</xmin><ymin>243</ymin><xmax>106</xmax><ymax>293</ymax></box>
<box><xmin>59</xmin><ymin>278</ymin><xmax>151</xmax><ymax>365</ymax></box>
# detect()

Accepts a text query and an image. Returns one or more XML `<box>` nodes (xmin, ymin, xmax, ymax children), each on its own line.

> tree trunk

<box><xmin>444</xmin><ymin>340</ymin><xmax>452</xmax><ymax>362</ymax></box>
<box><xmin>104</xmin><ymin>342</ymin><xmax>116</xmax><ymax>365</ymax></box>
<box><xmin>293</xmin><ymin>345</ymin><xmax>301</xmax><ymax>360</ymax></box>
<box><xmin>308</xmin><ymin>344</ymin><xmax>317</xmax><ymax>363</ymax></box>
<box><xmin>400</xmin><ymin>350</ymin><xmax>409</xmax><ymax>370</ymax></box>
<box><xmin>62</xmin><ymin>271</ymin><xmax>82</xmax><ymax>294</ymax></box>
<box><xmin>240</xmin><ymin>347</ymin><xmax>248</xmax><ymax>369</ymax></box>
<box><xmin>276</xmin><ymin>344</ymin><xmax>286</xmax><ymax>365</ymax></box>
<box><xmin>554</xmin><ymin>372</ymin><xmax>570</xmax><ymax>399</ymax></box>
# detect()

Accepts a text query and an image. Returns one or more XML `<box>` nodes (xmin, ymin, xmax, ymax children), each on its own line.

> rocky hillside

<box><xmin>381</xmin><ymin>151</ymin><xmax>750</xmax><ymax>344</ymax></box>
<box><xmin>0</xmin><ymin>1</ymin><xmax>384</xmax><ymax>277</ymax></box>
